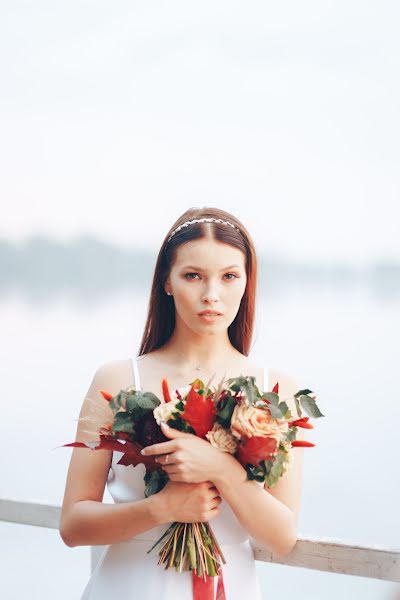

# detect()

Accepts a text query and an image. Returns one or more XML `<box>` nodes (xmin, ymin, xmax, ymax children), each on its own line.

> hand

<box><xmin>156</xmin><ymin>480</ymin><xmax>222</xmax><ymax>523</ymax></box>
<box><xmin>141</xmin><ymin>422</ymin><xmax>230</xmax><ymax>484</ymax></box>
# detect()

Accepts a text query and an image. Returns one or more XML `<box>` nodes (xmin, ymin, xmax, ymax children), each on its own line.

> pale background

<box><xmin>0</xmin><ymin>1</ymin><xmax>399</xmax><ymax>598</ymax></box>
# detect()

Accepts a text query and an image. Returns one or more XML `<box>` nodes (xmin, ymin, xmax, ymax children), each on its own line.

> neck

<box><xmin>161</xmin><ymin>319</ymin><xmax>241</xmax><ymax>371</ymax></box>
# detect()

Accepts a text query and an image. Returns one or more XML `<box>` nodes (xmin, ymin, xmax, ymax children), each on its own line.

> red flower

<box><xmin>237</xmin><ymin>435</ymin><xmax>279</xmax><ymax>467</ymax></box>
<box><xmin>100</xmin><ymin>390</ymin><xmax>113</xmax><ymax>401</ymax></box>
<box><xmin>181</xmin><ymin>384</ymin><xmax>216</xmax><ymax>438</ymax></box>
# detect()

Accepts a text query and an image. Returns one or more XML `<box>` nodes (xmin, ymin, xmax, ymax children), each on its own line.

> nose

<box><xmin>201</xmin><ymin>282</ymin><xmax>220</xmax><ymax>304</ymax></box>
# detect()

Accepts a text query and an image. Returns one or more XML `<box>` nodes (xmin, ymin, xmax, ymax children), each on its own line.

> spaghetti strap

<box><xmin>131</xmin><ymin>356</ymin><xmax>142</xmax><ymax>391</ymax></box>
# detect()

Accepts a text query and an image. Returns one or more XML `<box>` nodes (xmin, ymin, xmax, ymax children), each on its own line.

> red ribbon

<box><xmin>192</xmin><ymin>568</ymin><xmax>226</xmax><ymax>600</ymax></box>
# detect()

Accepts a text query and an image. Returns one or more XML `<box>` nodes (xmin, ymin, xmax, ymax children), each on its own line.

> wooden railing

<box><xmin>1</xmin><ymin>498</ymin><xmax>399</xmax><ymax>583</ymax></box>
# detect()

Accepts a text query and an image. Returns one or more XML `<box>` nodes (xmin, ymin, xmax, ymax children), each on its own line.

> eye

<box><xmin>184</xmin><ymin>272</ymin><xmax>239</xmax><ymax>281</ymax></box>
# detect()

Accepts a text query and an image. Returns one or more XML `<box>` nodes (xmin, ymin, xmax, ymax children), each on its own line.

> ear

<box><xmin>164</xmin><ymin>277</ymin><xmax>171</xmax><ymax>296</ymax></box>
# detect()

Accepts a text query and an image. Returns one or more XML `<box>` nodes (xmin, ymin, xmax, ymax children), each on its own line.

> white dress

<box><xmin>80</xmin><ymin>358</ymin><xmax>267</xmax><ymax>600</ymax></box>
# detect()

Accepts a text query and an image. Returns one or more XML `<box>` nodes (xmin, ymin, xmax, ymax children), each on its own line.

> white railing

<box><xmin>1</xmin><ymin>498</ymin><xmax>399</xmax><ymax>583</ymax></box>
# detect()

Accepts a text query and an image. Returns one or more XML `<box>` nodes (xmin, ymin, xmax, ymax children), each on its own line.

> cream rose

<box><xmin>153</xmin><ymin>384</ymin><xmax>192</xmax><ymax>425</ymax></box>
<box><xmin>231</xmin><ymin>404</ymin><xmax>284</xmax><ymax>443</ymax></box>
<box><xmin>153</xmin><ymin>398</ymin><xmax>180</xmax><ymax>425</ymax></box>
<box><xmin>206</xmin><ymin>423</ymin><xmax>238</xmax><ymax>453</ymax></box>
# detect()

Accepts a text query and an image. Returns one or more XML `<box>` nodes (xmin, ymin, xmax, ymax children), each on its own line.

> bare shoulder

<box><xmin>60</xmin><ymin>358</ymin><xmax>133</xmax><ymax>534</ymax></box>
<box><xmin>83</xmin><ymin>357</ymin><xmax>134</xmax><ymax>407</ymax></box>
<box><xmin>268</xmin><ymin>367</ymin><xmax>300</xmax><ymax>394</ymax></box>
<box><xmin>89</xmin><ymin>358</ymin><xmax>133</xmax><ymax>388</ymax></box>
<box><xmin>75</xmin><ymin>358</ymin><xmax>133</xmax><ymax>443</ymax></box>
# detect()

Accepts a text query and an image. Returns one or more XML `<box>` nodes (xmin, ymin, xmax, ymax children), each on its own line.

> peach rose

<box><xmin>206</xmin><ymin>423</ymin><xmax>238</xmax><ymax>453</ymax></box>
<box><xmin>231</xmin><ymin>404</ymin><xmax>285</xmax><ymax>443</ymax></box>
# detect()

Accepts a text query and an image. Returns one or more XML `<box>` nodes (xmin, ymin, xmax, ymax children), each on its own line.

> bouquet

<box><xmin>62</xmin><ymin>373</ymin><xmax>323</xmax><ymax>598</ymax></box>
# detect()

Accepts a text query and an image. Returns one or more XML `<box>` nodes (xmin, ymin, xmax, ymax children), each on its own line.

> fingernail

<box><xmin>140</xmin><ymin>448</ymin><xmax>147</xmax><ymax>455</ymax></box>
<box><xmin>161</xmin><ymin>422</ymin><xmax>169</xmax><ymax>429</ymax></box>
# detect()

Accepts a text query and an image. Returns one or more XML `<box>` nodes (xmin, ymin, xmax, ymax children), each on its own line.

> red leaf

<box><xmin>237</xmin><ymin>435</ymin><xmax>279</xmax><ymax>467</ymax></box>
<box><xmin>272</xmin><ymin>382</ymin><xmax>279</xmax><ymax>394</ymax></box>
<box><xmin>100</xmin><ymin>390</ymin><xmax>113</xmax><ymax>401</ymax></box>
<box><xmin>62</xmin><ymin>435</ymin><xmax>159</xmax><ymax>471</ymax></box>
<box><xmin>115</xmin><ymin>442</ymin><xmax>159</xmax><ymax>471</ymax></box>
<box><xmin>181</xmin><ymin>385</ymin><xmax>216</xmax><ymax>438</ymax></box>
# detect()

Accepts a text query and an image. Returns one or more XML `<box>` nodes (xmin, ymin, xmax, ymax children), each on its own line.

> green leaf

<box><xmin>166</xmin><ymin>417</ymin><xmax>195</xmax><ymax>434</ymax></box>
<box><xmin>265</xmin><ymin>452</ymin><xmax>288</xmax><ymax>487</ymax></box>
<box><xmin>124</xmin><ymin>392</ymin><xmax>138</xmax><ymax>412</ymax></box>
<box><xmin>299</xmin><ymin>395</ymin><xmax>325</xmax><ymax>418</ymax></box>
<box><xmin>216</xmin><ymin>394</ymin><xmax>236</xmax><ymax>427</ymax></box>
<box><xmin>126</xmin><ymin>391</ymin><xmax>160</xmax><ymax>412</ymax></box>
<box><xmin>267</xmin><ymin>403</ymin><xmax>286</xmax><ymax>419</ymax></box>
<box><xmin>286</xmin><ymin>426</ymin><xmax>297</xmax><ymax>442</ymax></box>
<box><xmin>239</xmin><ymin>376</ymin><xmax>256</xmax><ymax>405</ymax></box>
<box><xmin>144</xmin><ymin>469</ymin><xmax>168</xmax><ymax>497</ymax></box>
<box><xmin>263</xmin><ymin>392</ymin><xmax>279</xmax><ymax>405</ymax></box>
<box><xmin>294</xmin><ymin>388</ymin><xmax>314</xmax><ymax>398</ymax></box>
<box><xmin>294</xmin><ymin>395</ymin><xmax>302</xmax><ymax>418</ymax></box>
<box><xmin>109</xmin><ymin>391</ymin><xmax>127</xmax><ymax>411</ymax></box>
<box><xmin>112</xmin><ymin>411</ymin><xmax>135</xmax><ymax>434</ymax></box>
<box><xmin>278</xmin><ymin>401</ymin><xmax>289</xmax><ymax>415</ymax></box>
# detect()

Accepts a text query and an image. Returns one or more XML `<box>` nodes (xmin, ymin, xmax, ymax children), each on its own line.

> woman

<box><xmin>60</xmin><ymin>206</ymin><xmax>305</xmax><ymax>599</ymax></box>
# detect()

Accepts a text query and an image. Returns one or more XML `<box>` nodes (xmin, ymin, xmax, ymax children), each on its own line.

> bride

<box><xmin>59</xmin><ymin>206</ymin><xmax>305</xmax><ymax>599</ymax></box>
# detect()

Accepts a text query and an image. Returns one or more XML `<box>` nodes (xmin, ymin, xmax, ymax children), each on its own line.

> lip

<box><xmin>198</xmin><ymin>311</ymin><xmax>223</xmax><ymax>316</ymax></box>
<box><xmin>198</xmin><ymin>314</ymin><xmax>222</xmax><ymax>322</ymax></box>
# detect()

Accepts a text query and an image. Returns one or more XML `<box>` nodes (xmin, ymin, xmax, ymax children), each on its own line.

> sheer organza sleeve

<box><xmin>74</xmin><ymin>359</ymin><xmax>131</xmax><ymax>443</ymax></box>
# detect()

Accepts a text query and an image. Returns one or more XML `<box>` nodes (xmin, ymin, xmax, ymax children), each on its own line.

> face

<box><xmin>165</xmin><ymin>238</ymin><xmax>247</xmax><ymax>336</ymax></box>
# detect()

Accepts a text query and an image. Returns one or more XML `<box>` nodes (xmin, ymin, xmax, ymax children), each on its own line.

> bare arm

<box><xmin>61</xmin><ymin>498</ymin><xmax>167</xmax><ymax>547</ymax></box>
<box><xmin>213</xmin><ymin>458</ymin><xmax>297</xmax><ymax>558</ymax></box>
<box><xmin>59</xmin><ymin>361</ymin><xmax>221</xmax><ymax>547</ymax></box>
<box><xmin>214</xmin><ymin>369</ymin><xmax>305</xmax><ymax>557</ymax></box>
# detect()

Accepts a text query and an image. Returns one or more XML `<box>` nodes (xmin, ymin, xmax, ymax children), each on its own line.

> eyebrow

<box><xmin>181</xmin><ymin>265</ymin><xmax>242</xmax><ymax>271</ymax></box>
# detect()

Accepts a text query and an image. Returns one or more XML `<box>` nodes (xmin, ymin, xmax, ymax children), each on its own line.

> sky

<box><xmin>1</xmin><ymin>1</ymin><xmax>399</xmax><ymax>266</ymax></box>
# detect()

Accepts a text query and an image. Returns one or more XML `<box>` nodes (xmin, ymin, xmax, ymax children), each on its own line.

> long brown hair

<box><xmin>138</xmin><ymin>207</ymin><xmax>258</xmax><ymax>357</ymax></box>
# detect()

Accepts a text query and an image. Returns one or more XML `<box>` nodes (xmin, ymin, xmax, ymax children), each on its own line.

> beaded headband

<box><xmin>165</xmin><ymin>218</ymin><xmax>241</xmax><ymax>245</ymax></box>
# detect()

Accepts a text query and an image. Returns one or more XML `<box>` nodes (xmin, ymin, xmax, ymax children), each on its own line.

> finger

<box><xmin>141</xmin><ymin>440</ymin><xmax>179</xmax><ymax>456</ymax></box>
<box><xmin>209</xmin><ymin>490</ymin><xmax>222</xmax><ymax>501</ymax></box>
<box><xmin>161</xmin><ymin>465</ymin><xmax>180</xmax><ymax>474</ymax></box>
<box><xmin>154</xmin><ymin>452</ymin><xmax>179</xmax><ymax>465</ymax></box>
<box><xmin>168</xmin><ymin>472</ymin><xmax>185</xmax><ymax>482</ymax></box>
<box><xmin>207</xmin><ymin>484</ymin><xmax>219</xmax><ymax>493</ymax></box>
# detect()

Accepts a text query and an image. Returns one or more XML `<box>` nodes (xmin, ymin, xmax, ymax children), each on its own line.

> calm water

<box><xmin>1</xmin><ymin>283</ymin><xmax>399</xmax><ymax>599</ymax></box>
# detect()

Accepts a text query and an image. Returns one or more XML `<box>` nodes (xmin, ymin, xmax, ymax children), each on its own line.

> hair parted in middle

<box><xmin>138</xmin><ymin>206</ymin><xmax>258</xmax><ymax>357</ymax></box>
